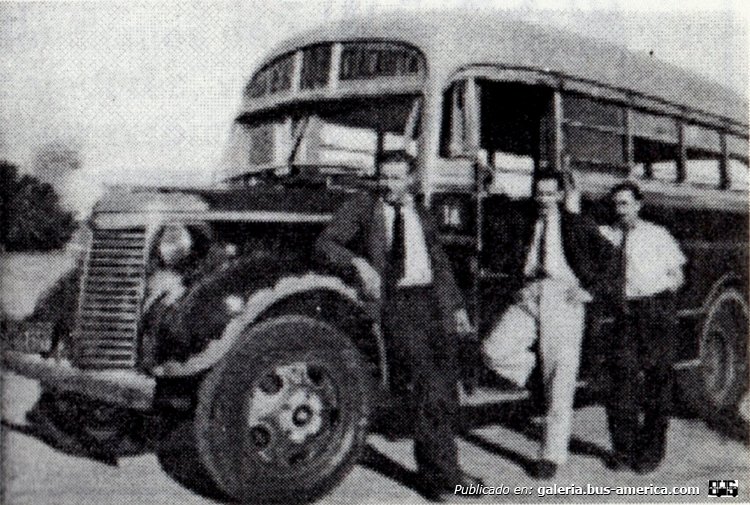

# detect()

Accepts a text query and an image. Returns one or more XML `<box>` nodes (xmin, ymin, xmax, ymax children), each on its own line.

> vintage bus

<box><xmin>5</xmin><ymin>11</ymin><xmax>748</xmax><ymax>503</ymax></box>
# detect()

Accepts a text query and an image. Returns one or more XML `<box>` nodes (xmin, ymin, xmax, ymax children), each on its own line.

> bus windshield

<box><xmin>222</xmin><ymin>95</ymin><xmax>419</xmax><ymax>180</ymax></box>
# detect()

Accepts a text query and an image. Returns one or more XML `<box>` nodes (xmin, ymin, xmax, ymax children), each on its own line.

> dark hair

<box><xmin>535</xmin><ymin>172</ymin><xmax>565</xmax><ymax>190</ymax></box>
<box><xmin>609</xmin><ymin>181</ymin><xmax>643</xmax><ymax>201</ymax></box>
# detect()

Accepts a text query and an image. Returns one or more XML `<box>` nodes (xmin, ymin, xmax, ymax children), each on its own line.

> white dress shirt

<box><xmin>383</xmin><ymin>199</ymin><xmax>433</xmax><ymax>287</ymax></box>
<box><xmin>599</xmin><ymin>219</ymin><xmax>686</xmax><ymax>298</ymax></box>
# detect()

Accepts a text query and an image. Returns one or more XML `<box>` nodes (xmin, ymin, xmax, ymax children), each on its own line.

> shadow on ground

<box><xmin>6</xmin><ymin>387</ymin><xmax>747</xmax><ymax>504</ymax></box>
<box><xmin>2</xmin><ymin>392</ymin><xmax>228</xmax><ymax>502</ymax></box>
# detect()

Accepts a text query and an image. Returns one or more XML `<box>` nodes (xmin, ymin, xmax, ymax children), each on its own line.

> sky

<box><xmin>0</xmin><ymin>0</ymin><xmax>747</xmax><ymax>212</ymax></box>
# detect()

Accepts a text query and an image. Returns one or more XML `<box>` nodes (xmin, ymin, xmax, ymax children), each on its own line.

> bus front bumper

<box><xmin>1</xmin><ymin>351</ymin><xmax>154</xmax><ymax>410</ymax></box>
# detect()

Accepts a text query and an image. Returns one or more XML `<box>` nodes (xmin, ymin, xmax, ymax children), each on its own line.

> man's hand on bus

<box><xmin>352</xmin><ymin>257</ymin><xmax>381</xmax><ymax>300</ymax></box>
<box><xmin>564</xmin><ymin>182</ymin><xmax>582</xmax><ymax>214</ymax></box>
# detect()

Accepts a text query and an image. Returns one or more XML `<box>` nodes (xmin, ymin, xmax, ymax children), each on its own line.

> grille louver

<box><xmin>72</xmin><ymin>228</ymin><xmax>148</xmax><ymax>369</ymax></box>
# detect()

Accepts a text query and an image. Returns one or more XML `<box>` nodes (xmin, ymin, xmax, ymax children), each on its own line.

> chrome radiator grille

<box><xmin>72</xmin><ymin>227</ymin><xmax>148</xmax><ymax>369</ymax></box>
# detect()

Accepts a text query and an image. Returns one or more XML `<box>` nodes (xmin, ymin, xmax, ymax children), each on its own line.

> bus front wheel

<box><xmin>194</xmin><ymin>315</ymin><xmax>373</xmax><ymax>504</ymax></box>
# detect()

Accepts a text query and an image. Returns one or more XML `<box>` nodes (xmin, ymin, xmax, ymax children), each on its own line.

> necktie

<box><xmin>528</xmin><ymin>217</ymin><xmax>548</xmax><ymax>279</ymax></box>
<box><xmin>390</xmin><ymin>203</ymin><xmax>405</xmax><ymax>282</ymax></box>
<box><xmin>620</xmin><ymin>225</ymin><xmax>629</xmax><ymax>302</ymax></box>
<box><xmin>539</xmin><ymin>216</ymin><xmax>549</xmax><ymax>278</ymax></box>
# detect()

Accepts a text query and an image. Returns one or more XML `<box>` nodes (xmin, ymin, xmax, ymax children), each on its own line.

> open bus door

<box><xmin>472</xmin><ymin>84</ymin><xmax>557</xmax><ymax>344</ymax></box>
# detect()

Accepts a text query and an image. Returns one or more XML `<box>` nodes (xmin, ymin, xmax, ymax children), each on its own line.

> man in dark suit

<box><xmin>316</xmin><ymin>154</ymin><xmax>482</xmax><ymax>500</ymax></box>
<box><xmin>483</xmin><ymin>173</ymin><xmax>612</xmax><ymax>478</ymax></box>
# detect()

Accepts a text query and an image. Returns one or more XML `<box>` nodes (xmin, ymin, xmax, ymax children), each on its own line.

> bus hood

<box><xmin>91</xmin><ymin>185</ymin><xmax>353</xmax><ymax>228</ymax></box>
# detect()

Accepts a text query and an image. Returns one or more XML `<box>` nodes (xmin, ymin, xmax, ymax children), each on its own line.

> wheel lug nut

<box><xmin>250</xmin><ymin>426</ymin><xmax>270</xmax><ymax>448</ymax></box>
<box><xmin>258</xmin><ymin>373</ymin><xmax>283</xmax><ymax>394</ymax></box>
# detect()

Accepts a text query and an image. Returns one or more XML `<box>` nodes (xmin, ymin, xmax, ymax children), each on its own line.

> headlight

<box><xmin>158</xmin><ymin>225</ymin><xmax>193</xmax><ymax>266</ymax></box>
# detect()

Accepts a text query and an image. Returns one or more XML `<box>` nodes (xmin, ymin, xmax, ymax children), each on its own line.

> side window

<box><xmin>727</xmin><ymin>134</ymin><xmax>749</xmax><ymax>191</ymax></box>
<box><xmin>631</xmin><ymin>110</ymin><xmax>679</xmax><ymax>183</ymax></box>
<box><xmin>685</xmin><ymin>159</ymin><xmax>721</xmax><ymax>186</ymax></box>
<box><xmin>685</xmin><ymin>124</ymin><xmax>721</xmax><ymax>187</ymax></box>
<box><xmin>728</xmin><ymin>159</ymin><xmax>749</xmax><ymax>190</ymax></box>
<box><xmin>439</xmin><ymin>82</ymin><xmax>469</xmax><ymax>158</ymax></box>
<box><xmin>651</xmin><ymin>161</ymin><xmax>679</xmax><ymax>182</ymax></box>
<box><xmin>562</xmin><ymin>94</ymin><xmax>627</xmax><ymax>176</ymax></box>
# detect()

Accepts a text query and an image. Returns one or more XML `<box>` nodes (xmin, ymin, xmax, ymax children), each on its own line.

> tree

<box><xmin>0</xmin><ymin>161</ymin><xmax>76</xmax><ymax>251</ymax></box>
<box><xmin>0</xmin><ymin>161</ymin><xmax>20</xmax><ymax>247</ymax></box>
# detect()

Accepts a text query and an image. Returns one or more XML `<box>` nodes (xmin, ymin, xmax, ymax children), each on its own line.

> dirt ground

<box><xmin>2</xmin><ymin>370</ymin><xmax>748</xmax><ymax>505</ymax></box>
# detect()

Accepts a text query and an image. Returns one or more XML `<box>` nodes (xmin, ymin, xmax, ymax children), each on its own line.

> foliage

<box><xmin>1</xmin><ymin>161</ymin><xmax>76</xmax><ymax>251</ymax></box>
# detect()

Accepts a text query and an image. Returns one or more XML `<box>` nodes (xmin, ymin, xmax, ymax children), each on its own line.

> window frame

<box><xmin>434</xmin><ymin>69</ymin><xmax>747</xmax><ymax>196</ymax></box>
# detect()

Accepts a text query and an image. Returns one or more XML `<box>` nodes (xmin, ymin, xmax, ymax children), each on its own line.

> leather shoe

<box><xmin>532</xmin><ymin>459</ymin><xmax>557</xmax><ymax>479</ymax></box>
<box><xmin>532</xmin><ymin>459</ymin><xmax>557</xmax><ymax>480</ymax></box>
<box><xmin>606</xmin><ymin>453</ymin><xmax>632</xmax><ymax>471</ymax></box>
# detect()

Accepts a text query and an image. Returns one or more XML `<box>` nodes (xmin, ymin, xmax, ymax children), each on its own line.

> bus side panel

<box><xmin>641</xmin><ymin>201</ymin><xmax>749</xmax><ymax>361</ymax></box>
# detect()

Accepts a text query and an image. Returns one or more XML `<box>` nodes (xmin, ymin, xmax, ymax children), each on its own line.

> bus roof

<box><xmin>261</xmin><ymin>11</ymin><xmax>747</xmax><ymax>129</ymax></box>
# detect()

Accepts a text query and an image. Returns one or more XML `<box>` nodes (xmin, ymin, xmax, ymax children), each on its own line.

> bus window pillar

<box><xmin>677</xmin><ymin>121</ymin><xmax>687</xmax><ymax>182</ymax></box>
<box><xmin>552</xmin><ymin>90</ymin><xmax>564</xmax><ymax>173</ymax></box>
<box><xmin>465</xmin><ymin>78</ymin><xmax>481</xmax><ymax>153</ymax></box>
<box><xmin>625</xmin><ymin>107</ymin><xmax>634</xmax><ymax>177</ymax></box>
<box><xmin>720</xmin><ymin>132</ymin><xmax>729</xmax><ymax>189</ymax></box>
<box><xmin>328</xmin><ymin>43</ymin><xmax>342</xmax><ymax>90</ymax></box>
<box><xmin>420</xmin><ymin>82</ymin><xmax>444</xmax><ymax>201</ymax></box>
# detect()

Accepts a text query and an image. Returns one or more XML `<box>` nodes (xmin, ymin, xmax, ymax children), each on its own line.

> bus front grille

<box><xmin>72</xmin><ymin>228</ymin><xmax>148</xmax><ymax>369</ymax></box>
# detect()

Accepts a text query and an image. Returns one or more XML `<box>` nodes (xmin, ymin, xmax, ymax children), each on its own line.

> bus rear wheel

<box><xmin>194</xmin><ymin>315</ymin><xmax>373</xmax><ymax>504</ymax></box>
<box><xmin>698</xmin><ymin>288</ymin><xmax>749</xmax><ymax>412</ymax></box>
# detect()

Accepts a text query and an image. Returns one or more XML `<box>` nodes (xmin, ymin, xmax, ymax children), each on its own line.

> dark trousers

<box><xmin>382</xmin><ymin>286</ymin><xmax>460</xmax><ymax>489</ymax></box>
<box><xmin>605</xmin><ymin>293</ymin><xmax>676</xmax><ymax>466</ymax></box>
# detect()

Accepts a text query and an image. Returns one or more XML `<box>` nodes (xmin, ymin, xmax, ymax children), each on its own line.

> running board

<box><xmin>460</xmin><ymin>386</ymin><xmax>530</xmax><ymax>406</ymax></box>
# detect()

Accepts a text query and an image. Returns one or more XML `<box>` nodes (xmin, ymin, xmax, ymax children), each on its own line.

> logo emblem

<box><xmin>709</xmin><ymin>480</ymin><xmax>738</xmax><ymax>498</ymax></box>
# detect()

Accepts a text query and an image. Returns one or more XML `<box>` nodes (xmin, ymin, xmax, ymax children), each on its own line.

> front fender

<box><xmin>143</xmin><ymin>256</ymin><xmax>305</xmax><ymax>367</ymax></box>
<box><xmin>152</xmin><ymin>273</ymin><xmax>376</xmax><ymax>378</ymax></box>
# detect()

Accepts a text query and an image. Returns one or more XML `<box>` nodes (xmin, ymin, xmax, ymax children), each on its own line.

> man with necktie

<box><xmin>483</xmin><ymin>173</ymin><xmax>610</xmax><ymax>478</ymax></box>
<box><xmin>315</xmin><ymin>152</ymin><xmax>482</xmax><ymax>500</ymax></box>
<box><xmin>600</xmin><ymin>182</ymin><xmax>686</xmax><ymax>474</ymax></box>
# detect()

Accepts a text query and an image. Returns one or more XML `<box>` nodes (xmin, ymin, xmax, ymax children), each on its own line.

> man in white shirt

<box><xmin>483</xmin><ymin>173</ymin><xmax>610</xmax><ymax>479</ymax></box>
<box><xmin>316</xmin><ymin>153</ymin><xmax>481</xmax><ymax>500</ymax></box>
<box><xmin>600</xmin><ymin>182</ymin><xmax>686</xmax><ymax>474</ymax></box>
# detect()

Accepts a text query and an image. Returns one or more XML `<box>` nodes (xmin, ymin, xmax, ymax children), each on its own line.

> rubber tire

<box><xmin>698</xmin><ymin>288</ymin><xmax>749</xmax><ymax>411</ymax></box>
<box><xmin>194</xmin><ymin>315</ymin><xmax>373</xmax><ymax>504</ymax></box>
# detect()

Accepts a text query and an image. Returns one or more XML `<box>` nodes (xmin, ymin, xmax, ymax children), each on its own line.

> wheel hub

<box><xmin>293</xmin><ymin>405</ymin><xmax>313</xmax><ymax>426</ymax></box>
<box><xmin>245</xmin><ymin>362</ymin><xmax>337</xmax><ymax>466</ymax></box>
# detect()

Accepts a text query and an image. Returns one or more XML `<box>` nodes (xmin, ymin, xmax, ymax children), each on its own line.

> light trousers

<box><xmin>484</xmin><ymin>278</ymin><xmax>587</xmax><ymax>464</ymax></box>
<box><xmin>533</xmin><ymin>279</ymin><xmax>586</xmax><ymax>464</ymax></box>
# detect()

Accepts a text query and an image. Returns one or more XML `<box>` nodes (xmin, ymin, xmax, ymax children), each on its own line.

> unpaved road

<box><xmin>2</xmin><ymin>371</ymin><xmax>748</xmax><ymax>504</ymax></box>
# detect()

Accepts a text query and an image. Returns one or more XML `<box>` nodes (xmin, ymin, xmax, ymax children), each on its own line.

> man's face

<box><xmin>535</xmin><ymin>178</ymin><xmax>563</xmax><ymax>213</ymax></box>
<box><xmin>381</xmin><ymin>161</ymin><xmax>414</xmax><ymax>203</ymax></box>
<box><xmin>612</xmin><ymin>189</ymin><xmax>642</xmax><ymax>227</ymax></box>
